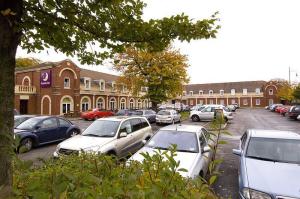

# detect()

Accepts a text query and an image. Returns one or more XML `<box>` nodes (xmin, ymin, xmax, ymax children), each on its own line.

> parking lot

<box><xmin>18</xmin><ymin>108</ymin><xmax>300</xmax><ymax>197</ymax></box>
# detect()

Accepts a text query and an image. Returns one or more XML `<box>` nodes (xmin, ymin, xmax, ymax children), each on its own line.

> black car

<box><xmin>14</xmin><ymin>116</ymin><xmax>81</xmax><ymax>152</ymax></box>
<box><xmin>287</xmin><ymin>105</ymin><xmax>300</xmax><ymax>120</ymax></box>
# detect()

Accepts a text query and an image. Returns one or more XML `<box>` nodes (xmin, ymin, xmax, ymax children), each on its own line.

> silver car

<box><xmin>54</xmin><ymin>116</ymin><xmax>153</xmax><ymax>158</ymax></box>
<box><xmin>156</xmin><ymin>109</ymin><xmax>181</xmax><ymax>124</ymax></box>
<box><xmin>233</xmin><ymin>129</ymin><xmax>300</xmax><ymax>199</ymax></box>
<box><xmin>129</xmin><ymin>124</ymin><xmax>213</xmax><ymax>178</ymax></box>
<box><xmin>190</xmin><ymin>104</ymin><xmax>233</xmax><ymax>122</ymax></box>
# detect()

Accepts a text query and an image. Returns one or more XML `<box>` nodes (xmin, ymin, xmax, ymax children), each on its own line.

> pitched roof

<box><xmin>185</xmin><ymin>81</ymin><xmax>266</xmax><ymax>94</ymax></box>
<box><xmin>80</xmin><ymin>68</ymin><xmax>119</xmax><ymax>82</ymax></box>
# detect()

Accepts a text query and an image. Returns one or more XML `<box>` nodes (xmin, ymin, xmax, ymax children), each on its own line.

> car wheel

<box><xmin>19</xmin><ymin>138</ymin><xmax>33</xmax><ymax>153</ymax></box>
<box><xmin>191</xmin><ymin>115</ymin><xmax>200</xmax><ymax>122</ymax></box>
<box><xmin>224</xmin><ymin>117</ymin><xmax>228</xmax><ymax>122</ymax></box>
<box><xmin>69</xmin><ymin>130</ymin><xmax>79</xmax><ymax>137</ymax></box>
<box><xmin>199</xmin><ymin>170</ymin><xmax>204</xmax><ymax>178</ymax></box>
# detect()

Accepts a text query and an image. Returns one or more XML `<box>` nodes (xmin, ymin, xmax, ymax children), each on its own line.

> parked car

<box><xmin>232</xmin><ymin>103</ymin><xmax>240</xmax><ymax>109</ymax></box>
<box><xmin>115</xmin><ymin>109</ymin><xmax>138</xmax><ymax>116</ymax></box>
<box><xmin>135</xmin><ymin>109</ymin><xmax>156</xmax><ymax>123</ymax></box>
<box><xmin>14</xmin><ymin>116</ymin><xmax>80</xmax><ymax>152</ymax></box>
<box><xmin>54</xmin><ymin>116</ymin><xmax>153</xmax><ymax>158</ymax></box>
<box><xmin>14</xmin><ymin>115</ymin><xmax>36</xmax><ymax>128</ymax></box>
<box><xmin>275</xmin><ymin>105</ymin><xmax>284</xmax><ymax>113</ymax></box>
<box><xmin>80</xmin><ymin>108</ymin><xmax>114</xmax><ymax>120</ymax></box>
<box><xmin>156</xmin><ymin>110</ymin><xmax>181</xmax><ymax>124</ymax></box>
<box><xmin>129</xmin><ymin>124</ymin><xmax>214</xmax><ymax>178</ymax></box>
<box><xmin>269</xmin><ymin>103</ymin><xmax>283</xmax><ymax>112</ymax></box>
<box><xmin>279</xmin><ymin>106</ymin><xmax>291</xmax><ymax>116</ymax></box>
<box><xmin>233</xmin><ymin>129</ymin><xmax>300</xmax><ymax>199</ymax></box>
<box><xmin>297</xmin><ymin>115</ymin><xmax>300</xmax><ymax>121</ymax></box>
<box><xmin>227</xmin><ymin>104</ymin><xmax>237</xmax><ymax>112</ymax></box>
<box><xmin>287</xmin><ymin>105</ymin><xmax>300</xmax><ymax>120</ymax></box>
<box><xmin>190</xmin><ymin>104</ymin><xmax>233</xmax><ymax>122</ymax></box>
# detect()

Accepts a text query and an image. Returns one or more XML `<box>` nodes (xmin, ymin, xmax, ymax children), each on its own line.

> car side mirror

<box><xmin>120</xmin><ymin>132</ymin><xmax>127</xmax><ymax>138</ymax></box>
<box><xmin>232</xmin><ymin>149</ymin><xmax>242</xmax><ymax>156</ymax></box>
<box><xmin>202</xmin><ymin>146</ymin><xmax>211</xmax><ymax>153</ymax></box>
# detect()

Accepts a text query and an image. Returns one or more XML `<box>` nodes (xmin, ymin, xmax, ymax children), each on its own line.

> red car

<box><xmin>280</xmin><ymin>106</ymin><xmax>291</xmax><ymax>116</ymax></box>
<box><xmin>80</xmin><ymin>108</ymin><xmax>114</xmax><ymax>120</ymax></box>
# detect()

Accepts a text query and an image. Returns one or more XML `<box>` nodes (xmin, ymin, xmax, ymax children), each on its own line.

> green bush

<box><xmin>13</xmin><ymin>147</ymin><xmax>218</xmax><ymax>199</ymax></box>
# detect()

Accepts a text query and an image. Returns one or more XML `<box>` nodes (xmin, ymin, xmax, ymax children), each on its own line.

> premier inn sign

<box><xmin>40</xmin><ymin>70</ymin><xmax>52</xmax><ymax>88</ymax></box>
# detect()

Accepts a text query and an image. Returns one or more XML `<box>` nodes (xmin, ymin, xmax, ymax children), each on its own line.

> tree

<box><xmin>0</xmin><ymin>0</ymin><xmax>219</xmax><ymax>196</ymax></box>
<box><xmin>293</xmin><ymin>84</ymin><xmax>300</xmax><ymax>100</ymax></box>
<box><xmin>276</xmin><ymin>81</ymin><xmax>294</xmax><ymax>103</ymax></box>
<box><xmin>16</xmin><ymin>57</ymin><xmax>42</xmax><ymax>68</ymax></box>
<box><xmin>114</xmin><ymin>47</ymin><xmax>189</xmax><ymax>108</ymax></box>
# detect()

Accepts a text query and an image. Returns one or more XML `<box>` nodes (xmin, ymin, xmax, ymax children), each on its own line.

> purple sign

<box><xmin>40</xmin><ymin>70</ymin><xmax>52</xmax><ymax>88</ymax></box>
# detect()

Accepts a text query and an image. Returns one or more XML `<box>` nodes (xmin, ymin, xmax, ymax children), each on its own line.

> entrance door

<box><xmin>20</xmin><ymin>100</ymin><xmax>28</xmax><ymax>114</ymax></box>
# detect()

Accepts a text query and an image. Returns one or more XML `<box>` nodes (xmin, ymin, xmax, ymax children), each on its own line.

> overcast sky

<box><xmin>17</xmin><ymin>0</ymin><xmax>300</xmax><ymax>84</ymax></box>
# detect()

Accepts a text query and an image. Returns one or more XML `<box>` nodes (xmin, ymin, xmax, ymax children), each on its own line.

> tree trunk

<box><xmin>0</xmin><ymin>1</ymin><xmax>22</xmax><ymax>197</ymax></box>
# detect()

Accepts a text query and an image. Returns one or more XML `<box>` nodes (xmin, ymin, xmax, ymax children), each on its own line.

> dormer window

<box><xmin>220</xmin><ymin>90</ymin><xmax>224</xmax><ymax>96</ymax></box>
<box><xmin>209</xmin><ymin>90</ymin><xmax>213</xmax><ymax>96</ymax></box>
<box><xmin>189</xmin><ymin>91</ymin><xmax>193</xmax><ymax>96</ymax></box>
<box><xmin>199</xmin><ymin>90</ymin><xmax>203</xmax><ymax>95</ymax></box>
<box><xmin>255</xmin><ymin>88</ymin><xmax>260</xmax><ymax>94</ymax></box>
<box><xmin>243</xmin><ymin>89</ymin><xmax>247</xmax><ymax>95</ymax></box>
<box><xmin>231</xmin><ymin>89</ymin><xmax>235</xmax><ymax>95</ymax></box>
<box><xmin>99</xmin><ymin>80</ymin><xmax>105</xmax><ymax>91</ymax></box>
<box><xmin>64</xmin><ymin>77</ymin><xmax>70</xmax><ymax>89</ymax></box>
<box><xmin>111</xmin><ymin>81</ymin><xmax>116</xmax><ymax>92</ymax></box>
<box><xmin>183</xmin><ymin>91</ymin><xmax>186</xmax><ymax>96</ymax></box>
<box><xmin>84</xmin><ymin>78</ymin><xmax>91</xmax><ymax>90</ymax></box>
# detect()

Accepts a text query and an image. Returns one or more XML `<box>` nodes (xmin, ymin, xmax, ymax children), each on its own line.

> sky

<box><xmin>17</xmin><ymin>0</ymin><xmax>300</xmax><ymax>84</ymax></box>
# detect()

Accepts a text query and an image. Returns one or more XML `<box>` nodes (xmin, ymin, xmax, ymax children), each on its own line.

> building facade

<box><xmin>173</xmin><ymin>80</ymin><xmax>282</xmax><ymax>107</ymax></box>
<box><xmin>14</xmin><ymin>60</ymin><xmax>149</xmax><ymax>115</ymax></box>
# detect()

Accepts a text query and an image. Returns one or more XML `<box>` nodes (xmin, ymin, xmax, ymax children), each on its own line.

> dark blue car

<box><xmin>14</xmin><ymin>116</ymin><xmax>80</xmax><ymax>152</ymax></box>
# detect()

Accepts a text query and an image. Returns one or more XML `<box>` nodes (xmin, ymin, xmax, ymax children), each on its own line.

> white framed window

<box><xmin>269</xmin><ymin>89</ymin><xmax>273</xmax><ymax>95</ymax></box>
<box><xmin>129</xmin><ymin>99</ymin><xmax>135</xmax><ymax>109</ymax></box>
<box><xmin>99</xmin><ymin>80</ymin><xmax>105</xmax><ymax>91</ymax></box>
<box><xmin>64</xmin><ymin>77</ymin><xmax>70</xmax><ymax>89</ymax></box>
<box><xmin>231</xmin><ymin>89</ymin><xmax>235</xmax><ymax>95</ymax></box>
<box><xmin>137</xmin><ymin>99</ymin><xmax>142</xmax><ymax>109</ymax></box>
<box><xmin>209</xmin><ymin>99</ymin><xmax>214</xmax><ymax>104</ymax></box>
<box><xmin>209</xmin><ymin>90</ymin><xmax>213</xmax><ymax>96</ymax></box>
<box><xmin>256</xmin><ymin>99</ymin><xmax>260</xmax><ymax>105</ymax></box>
<box><xmin>220</xmin><ymin>90</ymin><xmax>224</xmax><ymax>96</ymax></box>
<box><xmin>109</xmin><ymin>98</ymin><xmax>116</xmax><ymax>110</ymax></box>
<box><xmin>231</xmin><ymin>99</ymin><xmax>236</xmax><ymax>104</ymax></box>
<box><xmin>243</xmin><ymin>89</ymin><xmax>247</xmax><ymax>95</ymax></box>
<box><xmin>255</xmin><ymin>88</ymin><xmax>260</xmax><ymax>94</ymax></box>
<box><xmin>220</xmin><ymin>99</ymin><xmax>225</xmax><ymax>105</ymax></box>
<box><xmin>189</xmin><ymin>91</ymin><xmax>193</xmax><ymax>96</ymax></box>
<box><xmin>243</xmin><ymin>99</ymin><xmax>248</xmax><ymax>105</ymax></box>
<box><xmin>111</xmin><ymin>82</ymin><xmax>116</xmax><ymax>92</ymax></box>
<box><xmin>62</xmin><ymin>98</ymin><xmax>71</xmax><ymax>114</ymax></box>
<box><xmin>81</xmin><ymin>98</ymin><xmax>90</xmax><ymax>112</ymax></box>
<box><xmin>120</xmin><ymin>98</ymin><xmax>126</xmax><ymax>109</ymax></box>
<box><xmin>268</xmin><ymin>99</ymin><xmax>273</xmax><ymax>105</ymax></box>
<box><xmin>96</xmin><ymin>97</ymin><xmax>105</xmax><ymax>109</ymax></box>
<box><xmin>183</xmin><ymin>91</ymin><xmax>186</xmax><ymax>96</ymax></box>
<box><xmin>199</xmin><ymin>90</ymin><xmax>203</xmax><ymax>95</ymax></box>
<box><xmin>84</xmin><ymin>78</ymin><xmax>91</xmax><ymax>90</ymax></box>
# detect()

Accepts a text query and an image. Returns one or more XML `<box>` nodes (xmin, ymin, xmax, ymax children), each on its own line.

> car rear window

<box><xmin>157</xmin><ymin>110</ymin><xmax>170</xmax><ymax>115</ymax></box>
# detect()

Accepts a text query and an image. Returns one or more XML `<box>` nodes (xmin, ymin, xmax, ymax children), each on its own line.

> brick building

<box><xmin>14</xmin><ymin>60</ymin><xmax>149</xmax><ymax>115</ymax></box>
<box><xmin>173</xmin><ymin>80</ymin><xmax>282</xmax><ymax>107</ymax></box>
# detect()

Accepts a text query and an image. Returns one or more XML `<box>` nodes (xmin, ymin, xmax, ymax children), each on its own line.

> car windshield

<box><xmin>82</xmin><ymin>120</ymin><xmax>120</xmax><ymax>137</ymax></box>
<box><xmin>14</xmin><ymin>117</ymin><xmax>29</xmax><ymax>128</ymax></box>
<box><xmin>246</xmin><ymin>137</ymin><xmax>300</xmax><ymax>164</ymax></box>
<box><xmin>146</xmin><ymin>130</ymin><xmax>199</xmax><ymax>153</ymax></box>
<box><xmin>157</xmin><ymin>110</ymin><xmax>170</xmax><ymax>115</ymax></box>
<box><xmin>15</xmin><ymin>117</ymin><xmax>42</xmax><ymax>130</ymax></box>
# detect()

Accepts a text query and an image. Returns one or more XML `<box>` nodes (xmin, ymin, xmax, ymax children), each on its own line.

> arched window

<box><xmin>81</xmin><ymin>97</ymin><xmax>90</xmax><ymax>112</ymax></box>
<box><xmin>96</xmin><ymin>97</ymin><xmax>105</xmax><ymax>109</ymax></box>
<box><xmin>61</xmin><ymin>97</ymin><xmax>72</xmax><ymax>114</ymax></box>
<box><xmin>129</xmin><ymin>99</ymin><xmax>135</xmax><ymax>109</ymax></box>
<box><xmin>120</xmin><ymin>98</ymin><xmax>126</xmax><ymax>110</ymax></box>
<box><xmin>137</xmin><ymin>99</ymin><xmax>142</xmax><ymax>109</ymax></box>
<box><xmin>209</xmin><ymin>90</ymin><xmax>213</xmax><ymax>96</ymax></box>
<box><xmin>231</xmin><ymin>89</ymin><xmax>235</xmax><ymax>95</ymax></box>
<box><xmin>109</xmin><ymin>98</ymin><xmax>116</xmax><ymax>110</ymax></box>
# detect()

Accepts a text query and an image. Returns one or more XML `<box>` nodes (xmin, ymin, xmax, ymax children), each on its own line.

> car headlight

<box><xmin>83</xmin><ymin>145</ymin><xmax>101</xmax><ymax>153</ymax></box>
<box><xmin>56</xmin><ymin>144</ymin><xmax>61</xmax><ymax>152</ymax></box>
<box><xmin>242</xmin><ymin>188</ymin><xmax>272</xmax><ymax>199</ymax></box>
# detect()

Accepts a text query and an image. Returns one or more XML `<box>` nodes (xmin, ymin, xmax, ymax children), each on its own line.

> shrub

<box><xmin>13</xmin><ymin>147</ymin><xmax>218</xmax><ymax>199</ymax></box>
